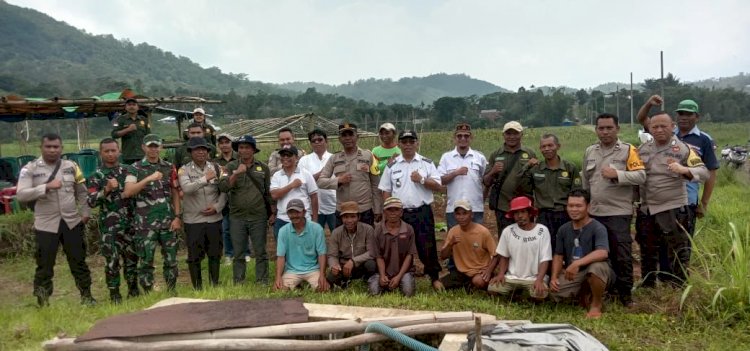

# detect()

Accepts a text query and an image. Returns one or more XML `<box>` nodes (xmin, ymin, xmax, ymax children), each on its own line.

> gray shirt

<box><xmin>555</xmin><ymin>219</ymin><xmax>609</xmax><ymax>268</ymax></box>
<box><xmin>16</xmin><ymin>158</ymin><xmax>90</xmax><ymax>233</ymax></box>
<box><xmin>178</xmin><ymin>161</ymin><xmax>226</xmax><ymax>224</ymax></box>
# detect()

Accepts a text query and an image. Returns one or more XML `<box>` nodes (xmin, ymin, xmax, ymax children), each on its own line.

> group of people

<box><xmin>16</xmin><ymin>95</ymin><xmax>717</xmax><ymax>318</ymax></box>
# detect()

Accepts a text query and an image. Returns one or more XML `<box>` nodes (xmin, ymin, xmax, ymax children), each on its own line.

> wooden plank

<box><xmin>75</xmin><ymin>298</ymin><xmax>308</xmax><ymax>342</ymax></box>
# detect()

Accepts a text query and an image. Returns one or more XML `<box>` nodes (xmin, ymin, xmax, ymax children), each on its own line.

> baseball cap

<box><xmin>232</xmin><ymin>134</ymin><xmax>260</xmax><ymax>152</ymax></box>
<box><xmin>455</xmin><ymin>123</ymin><xmax>472</xmax><ymax>133</ymax></box>
<box><xmin>217</xmin><ymin>133</ymin><xmax>233</xmax><ymax>142</ymax></box>
<box><xmin>503</xmin><ymin>121</ymin><xmax>523</xmax><ymax>133</ymax></box>
<box><xmin>675</xmin><ymin>100</ymin><xmax>699</xmax><ymax>114</ymax></box>
<box><xmin>454</xmin><ymin>199</ymin><xmax>472</xmax><ymax>212</ymax></box>
<box><xmin>278</xmin><ymin>145</ymin><xmax>299</xmax><ymax>156</ymax></box>
<box><xmin>286</xmin><ymin>199</ymin><xmax>305</xmax><ymax>212</ymax></box>
<box><xmin>339</xmin><ymin>201</ymin><xmax>359</xmax><ymax>215</ymax></box>
<box><xmin>379</xmin><ymin>123</ymin><xmax>396</xmax><ymax>132</ymax></box>
<box><xmin>142</xmin><ymin>134</ymin><xmax>162</xmax><ymax>146</ymax></box>
<box><xmin>383</xmin><ymin>197</ymin><xmax>403</xmax><ymax>210</ymax></box>
<box><xmin>505</xmin><ymin>196</ymin><xmax>537</xmax><ymax>218</ymax></box>
<box><xmin>186</xmin><ymin>137</ymin><xmax>210</xmax><ymax>151</ymax></box>
<box><xmin>398</xmin><ymin>130</ymin><xmax>418</xmax><ymax>140</ymax></box>
<box><xmin>338</xmin><ymin>122</ymin><xmax>358</xmax><ymax>135</ymax></box>
<box><xmin>193</xmin><ymin>107</ymin><xmax>206</xmax><ymax>115</ymax></box>
<box><xmin>124</xmin><ymin>98</ymin><xmax>138</xmax><ymax>104</ymax></box>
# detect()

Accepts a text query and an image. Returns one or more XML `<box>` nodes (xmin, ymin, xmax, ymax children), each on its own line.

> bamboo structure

<box><xmin>221</xmin><ymin>113</ymin><xmax>378</xmax><ymax>143</ymax></box>
<box><xmin>43</xmin><ymin>320</ymin><xmax>491</xmax><ymax>351</ymax></box>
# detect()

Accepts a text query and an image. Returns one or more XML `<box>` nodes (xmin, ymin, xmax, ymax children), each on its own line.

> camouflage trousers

<box><xmin>134</xmin><ymin>227</ymin><xmax>178</xmax><ymax>291</ymax></box>
<box><xmin>99</xmin><ymin>228</ymin><xmax>138</xmax><ymax>292</ymax></box>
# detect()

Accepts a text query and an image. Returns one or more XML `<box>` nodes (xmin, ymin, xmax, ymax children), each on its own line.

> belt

<box><xmin>403</xmin><ymin>204</ymin><xmax>428</xmax><ymax>213</ymax></box>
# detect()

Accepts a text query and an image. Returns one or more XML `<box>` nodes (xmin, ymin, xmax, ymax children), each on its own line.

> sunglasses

<box><xmin>456</xmin><ymin>134</ymin><xmax>471</xmax><ymax>139</ymax></box>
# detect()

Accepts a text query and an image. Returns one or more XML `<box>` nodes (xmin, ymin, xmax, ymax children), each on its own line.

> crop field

<box><xmin>0</xmin><ymin>122</ymin><xmax>749</xmax><ymax>350</ymax></box>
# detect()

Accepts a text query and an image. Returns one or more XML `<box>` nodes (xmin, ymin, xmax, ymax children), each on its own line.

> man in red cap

<box><xmin>486</xmin><ymin>196</ymin><xmax>552</xmax><ymax>300</ymax></box>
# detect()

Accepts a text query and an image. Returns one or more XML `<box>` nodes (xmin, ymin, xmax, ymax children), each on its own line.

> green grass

<box><xmin>1</xmin><ymin>123</ymin><xmax>750</xmax><ymax>350</ymax></box>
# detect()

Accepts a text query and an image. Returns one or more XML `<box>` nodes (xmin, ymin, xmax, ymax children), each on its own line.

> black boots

<box><xmin>80</xmin><ymin>288</ymin><xmax>97</xmax><ymax>306</ymax></box>
<box><xmin>127</xmin><ymin>282</ymin><xmax>140</xmax><ymax>298</ymax></box>
<box><xmin>109</xmin><ymin>289</ymin><xmax>123</xmax><ymax>304</ymax></box>
<box><xmin>208</xmin><ymin>258</ymin><xmax>220</xmax><ymax>287</ymax></box>
<box><xmin>188</xmin><ymin>262</ymin><xmax>202</xmax><ymax>290</ymax></box>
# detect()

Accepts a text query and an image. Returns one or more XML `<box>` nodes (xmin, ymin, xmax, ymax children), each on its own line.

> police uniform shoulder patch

<box><xmin>421</xmin><ymin>157</ymin><xmax>433</xmax><ymax>164</ymax></box>
<box><xmin>686</xmin><ymin>149</ymin><xmax>704</xmax><ymax>167</ymax></box>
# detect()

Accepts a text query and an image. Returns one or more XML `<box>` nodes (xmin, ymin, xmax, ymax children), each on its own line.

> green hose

<box><xmin>360</xmin><ymin>322</ymin><xmax>438</xmax><ymax>351</ymax></box>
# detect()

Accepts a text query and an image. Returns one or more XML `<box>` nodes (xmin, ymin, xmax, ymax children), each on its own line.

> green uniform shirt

<box><xmin>218</xmin><ymin>158</ymin><xmax>273</xmax><ymax>221</ymax></box>
<box><xmin>484</xmin><ymin>145</ymin><xmax>537</xmax><ymax>212</ymax></box>
<box><xmin>112</xmin><ymin>114</ymin><xmax>150</xmax><ymax>161</ymax></box>
<box><xmin>213</xmin><ymin>151</ymin><xmax>238</xmax><ymax>167</ymax></box>
<box><xmin>522</xmin><ymin>157</ymin><xmax>581</xmax><ymax>211</ymax></box>
<box><xmin>125</xmin><ymin>159</ymin><xmax>176</xmax><ymax>230</ymax></box>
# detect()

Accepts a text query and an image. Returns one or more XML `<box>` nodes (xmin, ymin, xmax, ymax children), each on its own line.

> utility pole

<box><xmin>660</xmin><ymin>51</ymin><xmax>665</xmax><ymax>111</ymax></box>
<box><xmin>616</xmin><ymin>84</ymin><xmax>620</xmax><ymax>117</ymax></box>
<box><xmin>630</xmin><ymin>72</ymin><xmax>634</xmax><ymax>127</ymax></box>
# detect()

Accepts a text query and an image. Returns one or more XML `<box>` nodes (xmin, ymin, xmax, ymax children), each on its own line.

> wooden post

<box><xmin>474</xmin><ymin>316</ymin><xmax>482</xmax><ymax>351</ymax></box>
<box><xmin>43</xmin><ymin>321</ymin><xmax>494</xmax><ymax>351</ymax></box>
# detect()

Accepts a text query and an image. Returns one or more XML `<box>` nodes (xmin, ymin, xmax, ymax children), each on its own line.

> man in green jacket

<box><xmin>218</xmin><ymin>134</ymin><xmax>275</xmax><ymax>285</ymax></box>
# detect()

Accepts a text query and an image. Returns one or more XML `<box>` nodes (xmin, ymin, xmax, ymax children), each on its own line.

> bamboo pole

<box><xmin>123</xmin><ymin>311</ymin><xmax>473</xmax><ymax>342</ymax></box>
<box><xmin>44</xmin><ymin>320</ymin><xmax>489</xmax><ymax>351</ymax></box>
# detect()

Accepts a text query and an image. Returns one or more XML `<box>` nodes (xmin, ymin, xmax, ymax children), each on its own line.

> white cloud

<box><xmin>8</xmin><ymin>0</ymin><xmax>750</xmax><ymax>88</ymax></box>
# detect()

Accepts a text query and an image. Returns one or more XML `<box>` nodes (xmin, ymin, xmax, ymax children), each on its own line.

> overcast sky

<box><xmin>9</xmin><ymin>0</ymin><xmax>750</xmax><ymax>89</ymax></box>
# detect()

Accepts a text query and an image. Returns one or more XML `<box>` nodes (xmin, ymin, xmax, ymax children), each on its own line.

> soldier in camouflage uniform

<box><xmin>123</xmin><ymin>134</ymin><xmax>182</xmax><ymax>293</ymax></box>
<box><xmin>86</xmin><ymin>138</ymin><xmax>139</xmax><ymax>303</ymax></box>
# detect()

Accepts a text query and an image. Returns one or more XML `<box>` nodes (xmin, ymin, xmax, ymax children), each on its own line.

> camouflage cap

<box><xmin>143</xmin><ymin>134</ymin><xmax>162</xmax><ymax>146</ymax></box>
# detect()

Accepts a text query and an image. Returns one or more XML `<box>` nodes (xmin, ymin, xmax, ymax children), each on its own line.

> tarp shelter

<box><xmin>0</xmin><ymin>90</ymin><xmax>222</xmax><ymax>149</ymax></box>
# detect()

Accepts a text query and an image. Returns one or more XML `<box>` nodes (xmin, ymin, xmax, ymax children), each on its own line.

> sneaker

<box><xmin>245</xmin><ymin>256</ymin><xmax>251</xmax><ymax>262</ymax></box>
<box><xmin>223</xmin><ymin>256</ymin><xmax>232</xmax><ymax>265</ymax></box>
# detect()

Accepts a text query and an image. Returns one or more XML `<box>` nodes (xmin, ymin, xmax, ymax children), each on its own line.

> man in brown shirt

<box><xmin>17</xmin><ymin>133</ymin><xmax>95</xmax><ymax>307</ymax></box>
<box><xmin>326</xmin><ymin>201</ymin><xmax>377</xmax><ymax>288</ymax></box>
<box><xmin>367</xmin><ymin>197</ymin><xmax>417</xmax><ymax>296</ymax></box>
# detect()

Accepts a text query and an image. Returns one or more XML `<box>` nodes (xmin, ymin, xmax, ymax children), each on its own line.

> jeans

<box><xmin>273</xmin><ymin>218</ymin><xmax>290</xmax><ymax>240</ymax></box>
<box><xmin>317</xmin><ymin>212</ymin><xmax>337</xmax><ymax>232</ymax></box>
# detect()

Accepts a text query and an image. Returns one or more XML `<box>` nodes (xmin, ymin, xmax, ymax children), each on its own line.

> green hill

<box><xmin>280</xmin><ymin>73</ymin><xmax>508</xmax><ymax>105</ymax></box>
<box><xmin>0</xmin><ymin>1</ymin><xmax>286</xmax><ymax>97</ymax></box>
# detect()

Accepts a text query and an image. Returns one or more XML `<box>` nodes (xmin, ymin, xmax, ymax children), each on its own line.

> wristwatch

<box><xmin>419</xmin><ymin>176</ymin><xmax>425</xmax><ymax>185</ymax></box>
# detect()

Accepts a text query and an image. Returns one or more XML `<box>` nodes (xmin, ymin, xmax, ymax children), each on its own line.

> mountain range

<box><xmin>0</xmin><ymin>1</ymin><xmax>747</xmax><ymax>106</ymax></box>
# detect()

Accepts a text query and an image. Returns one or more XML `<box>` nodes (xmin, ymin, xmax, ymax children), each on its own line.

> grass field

<box><xmin>1</xmin><ymin>122</ymin><xmax>749</xmax><ymax>350</ymax></box>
